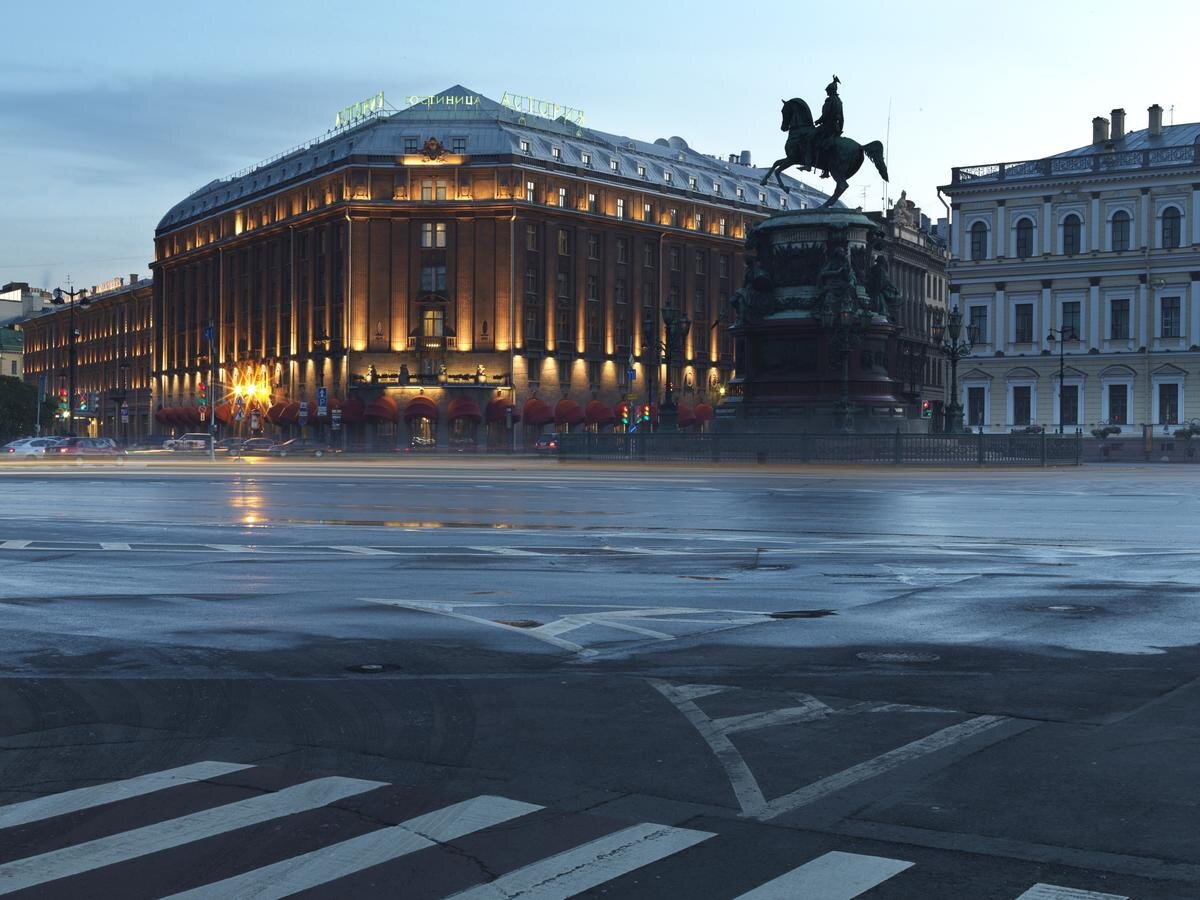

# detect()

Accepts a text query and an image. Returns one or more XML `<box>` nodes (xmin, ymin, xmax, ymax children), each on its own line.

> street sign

<box><xmin>317</xmin><ymin>386</ymin><xmax>328</xmax><ymax>417</ymax></box>
<box><xmin>234</xmin><ymin>394</ymin><xmax>245</xmax><ymax>422</ymax></box>
<box><xmin>203</xmin><ymin>324</ymin><xmax>214</xmax><ymax>342</ymax></box>
<box><xmin>331</xmin><ymin>408</ymin><xmax>342</xmax><ymax>431</ymax></box>
<box><xmin>120</xmin><ymin>402</ymin><xmax>129</xmax><ymax>424</ymax></box>
<box><xmin>298</xmin><ymin>400</ymin><xmax>309</xmax><ymax>425</ymax></box>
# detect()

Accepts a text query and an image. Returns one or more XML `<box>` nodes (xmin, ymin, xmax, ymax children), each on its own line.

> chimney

<box><xmin>129</xmin><ymin>273</ymin><xmax>138</xmax><ymax>286</ymax></box>
<box><xmin>1148</xmin><ymin>104</ymin><xmax>1163</xmax><ymax>136</ymax></box>
<box><xmin>1110</xmin><ymin>108</ymin><xmax>1126</xmax><ymax>141</ymax></box>
<box><xmin>1092</xmin><ymin>116</ymin><xmax>1110</xmax><ymax>145</ymax></box>
<box><xmin>740</xmin><ymin>150</ymin><xmax>752</xmax><ymax>166</ymax></box>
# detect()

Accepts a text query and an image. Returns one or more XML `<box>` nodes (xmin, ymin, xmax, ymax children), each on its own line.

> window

<box><xmin>719</xmin><ymin>255</ymin><xmax>730</xmax><ymax>279</ymax></box>
<box><xmin>420</xmin><ymin>222</ymin><xmax>447</xmax><ymax>248</ymax></box>
<box><xmin>758</xmin><ymin>191</ymin><xmax>766</xmax><ymax>204</ymax></box>
<box><xmin>551</xmin><ymin>147</ymin><xmax>561</xmax><ymax>159</ymax></box>
<box><xmin>616</xmin><ymin>198</ymin><xmax>625</xmax><ymax>219</ymax></box>
<box><xmin>713</xmin><ymin>182</ymin><xmax>721</xmax><ymax>194</ymax></box>
<box><xmin>967</xmin><ymin>386</ymin><xmax>987</xmax><ymax>427</ymax></box>
<box><xmin>719</xmin><ymin>217</ymin><xmax>727</xmax><ymax>236</ymax></box>
<box><xmin>524</xmin><ymin>266</ymin><xmax>538</xmax><ymax>295</ymax></box>
<box><xmin>587</xmin><ymin>192</ymin><xmax>597</xmax><ymax>213</ymax></box>
<box><xmin>664</xmin><ymin>171</ymin><xmax>672</xmax><ymax>183</ymax></box>
<box><xmin>525</xmin><ymin>225</ymin><xmax>538</xmax><ymax>251</ymax></box>
<box><xmin>1110</xmin><ymin>299</ymin><xmax>1130</xmax><ymax>340</ymax></box>
<box><xmin>643</xmin><ymin>243</ymin><xmax>655</xmax><ymax>267</ymax></box>
<box><xmin>1108</xmin><ymin>383</ymin><xmax>1128</xmax><ymax>424</ymax></box>
<box><xmin>637</xmin><ymin>164</ymin><xmax>646</xmax><ymax>177</ymax></box>
<box><xmin>615</xmin><ymin>280</ymin><xmax>627</xmax><ymax>304</ymax></box>
<box><xmin>1159</xmin><ymin>383</ymin><xmax>1180</xmax><ymax>424</ymax></box>
<box><xmin>581</xmin><ymin>152</ymin><xmax>591</xmax><ymax>166</ymax></box>
<box><xmin>968</xmin><ymin>305</ymin><xmax>988</xmax><ymax>342</ymax></box>
<box><xmin>525</xmin><ymin>181</ymin><xmax>535</xmax><ymax>202</ymax></box>
<box><xmin>1062</xmin><ymin>214</ymin><xmax>1081</xmax><ymax>255</ymax></box>
<box><xmin>666</xmin><ymin>285</ymin><xmax>680</xmax><ymax>309</ymax></box>
<box><xmin>669</xmin><ymin>208</ymin><xmax>679</xmax><ymax>227</ymax></box>
<box><xmin>616</xmin><ymin>238</ymin><xmax>628</xmax><ymax>264</ymax></box>
<box><xmin>1162</xmin><ymin>297</ymin><xmax>1181</xmax><ymax>338</ymax></box>
<box><xmin>1163</xmin><ymin>206</ymin><xmax>1182</xmax><ymax>249</ymax></box>
<box><xmin>557</xmin><ymin>229</ymin><xmax>569</xmax><ymax>255</ymax></box>
<box><xmin>1014</xmin><ymin>303</ymin><xmax>1034</xmax><ymax>342</ymax></box>
<box><xmin>610</xmin><ymin>158</ymin><xmax>619</xmax><ymax>172</ymax></box>
<box><xmin>695</xmin><ymin>253</ymin><xmax>707</xmax><ymax>275</ymax></box>
<box><xmin>1060</xmin><ymin>384</ymin><xmax>1079</xmax><ymax>426</ymax></box>
<box><xmin>688</xmin><ymin>177</ymin><xmax>697</xmax><ymax>190</ymax></box>
<box><xmin>423</xmin><ymin>307</ymin><xmax>444</xmax><ymax>337</ymax></box>
<box><xmin>519</xmin><ymin>139</ymin><xmax>530</xmax><ymax>153</ymax></box>
<box><xmin>669</xmin><ymin>248</ymin><xmax>680</xmax><ymax>271</ymax></box>
<box><xmin>586</xmin><ymin>310</ymin><xmax>601</xmax><ymax>343</ymax></box>
<box><xmin>587</xmin><ymin>234</ymin><xmax>599</xmax><ymax>259</ymax></box>
<box><xmin>695</xmin><ymin>213</ymin><xmax>703</xmax><ymax>231</ymax></box>
<box><xmin>404</xmin><ymin>137</ymin><xmax>419</xmax><ymax>153</ymax></box>
<box><xmin>1015</xmin><ymin>217</ymin><xmax>1034</xmax><ymax>258</ymax></box>
<box><xmin>420</xmin><ymin>264</ymin><xmax>446</xmax><ymax>294</ymax></box>
<box><xmin>586</xmin><ymin>275</ymin><xmax>598</xmax><ymax>302</ymax></box>
<box><xmin>558</xmin><ymin>187</ymin><xmax>567</xmax><ymax>207</ymax></box>
<box><xmin>969</xmin><ymin>222</ymin><xmax>988</xmax><ymax>260</ymax></box>
<box><xmin>1061</xmin><ymin>301</ymin><xmax>1080</xmax><ymax>339</ymax></box>
<box><xmin>1012</xmin><ymin>385</ymin><xmax>1032</xmax><ymax>426</ymax></box>
<box><xmin>780</xmin><ymin>197</ymin><xmax>788</xmax><ymax>209</ymax></box>
<box><xmin>643</xmin><ymin>202</ymin><xmax>652</xmax><ymax>221</ymax></box>
<box><xmin>420</xmin><ymin>180</ymin><xmax>433</xmax><ymax>201</ymax></box>
<box><xmin>736</xmin><ymin>187</ymin><xmax>745</xmax><ymax>199</ymax></box>
<box><xmin>452</xmin><ymin>137</ymin><xmax>466</xmax><ymax>153</ymax></box>
<box><xmin>1111</xmin><ymin>210</ymin><xmax>1131</xmax><ymax>251</ymax></box>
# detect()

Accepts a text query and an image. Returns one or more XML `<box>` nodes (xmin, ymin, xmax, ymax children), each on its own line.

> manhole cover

<box><xmin>857</xmin><ymin>651</ymin><xmax>941</xmax><ymax>663</ymax></box>
<box><xmin>495</xmin><ymin>619</ymin><xmax>542</xmax><ymax>628</ymax></box>
<box><xmin>770</xmin><ymin>609</ymin><xmax>837</xmax><ymax>619</ymax></box>
<box><xmin>1034</xmin><ymin>604</ymin><xmax>1097</xmax><ymax>613</ymax></box>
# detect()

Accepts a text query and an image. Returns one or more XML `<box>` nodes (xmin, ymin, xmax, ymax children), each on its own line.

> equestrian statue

<box><xmin>759</xmin><ymin>76</ymin><xmax>889</xmax><ymax>209</ymax></box>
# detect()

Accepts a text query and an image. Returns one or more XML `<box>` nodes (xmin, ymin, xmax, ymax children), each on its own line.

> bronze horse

<box><xmin>760</xmin><ymin>98</ymin><xmax>889</xmax><ymax>208</ymax></box>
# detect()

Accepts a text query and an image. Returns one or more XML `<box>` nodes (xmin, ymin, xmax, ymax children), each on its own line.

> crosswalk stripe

<box><xmin>733</xmin><ymin>851</ymin><xmax>914</xmax><ymax>899</ymax></box>
<box><xmin>0</xmin><ymin>775</ymin><xmax>386</xmax><ymax>894</ymax></box>
<box><xmin>1015</xmin><ymin>885</ymin><xmax>1129</xmax><ymax>900</ymax></box>
<box><xmin>164</xmin><ymin>794</ymin><xmax>542</xmax><ymax>900</ymax></box>
<box><xmin>444</xmin><ymin>822</ymin><xmax>714</xmax><ymax>899</ymax></box>
<box><xmin>0</xmin><ymin>761</ymin><xmax>252</xmax><ymax>830</ymax></box>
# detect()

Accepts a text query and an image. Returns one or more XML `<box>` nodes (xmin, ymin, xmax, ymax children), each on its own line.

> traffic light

<box><xmin>78</xmin><ymin>391</ymin><xmax>88</xmax><ymax>412</ymax></box>
<box><xmin>198</xmin><ymin>382</ymin><xmax>207</xmax><ymax>408</ymax></box>
<box><xmin>621</xmin><ymin>405</ymin><xmax>630</xmax><ymax>427</ymax></box>
<box><xmin>58</xmin><ymin>389</ymin><xmax>68</xmax><ymax>411</ymax></box>
<box><xmin>639</xmin><ymin>404</ymin><xmax>651</xmax><ymax>424</ymax></box>
<box><xmin>921</xmin><ymin>400</ymin><xmax>933</xmax><ymax>419</ymax></box>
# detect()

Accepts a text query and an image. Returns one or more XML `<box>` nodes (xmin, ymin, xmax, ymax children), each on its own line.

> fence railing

<box><xmin>554</xmin><ymin>431</ymin><xmax>1082</xmax><ymax>466</ymax></box>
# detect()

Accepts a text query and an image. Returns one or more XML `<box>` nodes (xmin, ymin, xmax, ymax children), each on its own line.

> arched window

<box><xmin>1015</xmin><ymin>218</ymin><xmax>1035</xmax><ymax>258</ymax></box>
<box><xmin>1162</xmin><ymin>206</ymin><xmax>1182</xmax><ymax>249</ymax></box>
<box><xmin>1062</xmin><ymin>214</ymin><xmax>1082</xmax><ymax>255</ymax></box>
<box><xmin>1111</xmin><ymin>210</ymin><xmax>1131</xmax><ymax>251</ymax></box>
<box><xmin>969</xmin><ymin>222</ymin><xmax>988</xmax><ymax>261</ymax></box>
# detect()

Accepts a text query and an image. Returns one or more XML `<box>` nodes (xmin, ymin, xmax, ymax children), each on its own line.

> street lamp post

<box><xmin>1047</xmin><ymin>325</ymin><xmax>1077</xmax><ymax>434</ymax></box>
<box><xmin>51</xmin><ymin>285</ymin><xmax>90</xmax><ymax>436</ymax></box>
<box><xmin>931</xmin><ymin>306</ymin><xmax>978</xmax><ymax>434</ymax></box>
<box><xmin>642</xmin><ymin>308</ymin><xmax>691</xmax><ymax>432</ymax></box>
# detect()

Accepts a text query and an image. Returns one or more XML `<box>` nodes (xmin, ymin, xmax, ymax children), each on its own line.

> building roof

<box><xmin>158</xmin><ymin>85</ymin><xmax>834</xmax><ymax>233</ymax></box>
<box><xmin>1051</xmin><ymin>122</ymin><xmax>1200</xmax><ymax>158</ymax></box>
<box><xmin>0</xmin><ymin>327</ymin><xmax>23</xmax><ymax>353</ymax></box>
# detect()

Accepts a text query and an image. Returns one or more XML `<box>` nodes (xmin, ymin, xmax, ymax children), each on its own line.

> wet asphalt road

<box><xmin>0</xmin><ymin>457</ymin><xmax>1198</xmax><ymax>898</ymax></box>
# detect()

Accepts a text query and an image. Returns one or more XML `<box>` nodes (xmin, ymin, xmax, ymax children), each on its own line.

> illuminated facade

<box><xmin>152</xmin><ymin>85</ymin><xmax>831</xmax><ymax>444</ymax></box>
<box><xmin>20</xmin><ymin>277</ymin><xmax>154</xmax><ymax>438</ymax></box>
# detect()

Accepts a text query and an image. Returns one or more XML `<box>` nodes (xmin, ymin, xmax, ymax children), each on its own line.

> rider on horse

<box><xmin>810</xmin><ymin>76</ymin><xmax>843</xmax><ymax>179</ymax></box>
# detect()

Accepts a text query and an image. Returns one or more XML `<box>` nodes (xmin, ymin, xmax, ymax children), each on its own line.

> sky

<box><xmin>2</xmin><ymin>0</ymin><xmax>1197</xmax><ymax>292</ymax></box>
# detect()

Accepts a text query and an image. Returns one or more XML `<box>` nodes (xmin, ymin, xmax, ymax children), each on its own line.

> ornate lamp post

<box><xmin>931</xmin><ymin>306</ymin><xmax>978</xmax><ymax>433</ymax></box>
<box><xmin>1047</xmin><ymin>325</ymin><xmax>1077</xmax><ymax>434</ymax></box>
<box><xmin>643</xmin><ymin>308</ymin><xmax>691</xmax><ymax>431</ymax></box>
<box><xmin>50</xmin><ymin>285</ymin><xmax>90</xmax><ymax>436</ymax></box>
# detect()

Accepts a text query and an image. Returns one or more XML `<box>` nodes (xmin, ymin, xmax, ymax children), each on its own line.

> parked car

<box><xmin>53</xmin><ymin>438</ymin><xmax>126</xmax><ymax>458</ymax></box>
<box><xmin>268</xmin><ymin>438</ymin><xmax>337</xmax><ymax>458</ymax></box>
<box><xmin>401</xmin><ymin>436</ymin><xmax>437</xmax><ymax>453</ymax></box>
<box><xmin>165</xmin><ymin>433</ymin><xmax>214</xmax><ymax>452</ymax></box>
<box><xmin>532</xmin><ymin>434</ymin><xmax>559</xmax><ymax>453</ymax></box>
<box><xmin>229</xmin><ymin>437</ymin><xmax>276</xmax><ymax>457</ymax></box>
<box><xmin>3</xmin><ymin>437</ymin><xmax>62</xmax><ymax>458</ymax></box>
<box><xmin>214</xmin><ymin>437</ymin><xmax>245</xmax><ymax>452</ymax></box>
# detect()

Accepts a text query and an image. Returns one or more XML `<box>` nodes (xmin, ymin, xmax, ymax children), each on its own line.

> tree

<box><xmin>0</xmin><ymin>376</ymin><xmax>56</xmax><ymax>442</ymax></box>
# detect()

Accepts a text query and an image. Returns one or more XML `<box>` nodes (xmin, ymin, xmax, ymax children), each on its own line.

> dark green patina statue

<box><xmin>760</xmin><ymin>76</ymin><xmax>889</xmax><ymax>209</ymax></box>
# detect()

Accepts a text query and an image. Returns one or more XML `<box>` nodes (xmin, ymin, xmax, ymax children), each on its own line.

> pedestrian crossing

<box><xmin>0</xmin><ymin>761</ymin><xmax>1134</xmax><ymax>898</ymax></box>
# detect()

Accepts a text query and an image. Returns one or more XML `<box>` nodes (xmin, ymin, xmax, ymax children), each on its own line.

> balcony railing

<box><xmin>406</xmin><ymin>335</ymin><xmax>457</xmax><ymax>351</ymax></box>
<box><xmin>951</xmin><ymin>144</ymin><xmax>1200</xmax><ymax>185</ymax></box>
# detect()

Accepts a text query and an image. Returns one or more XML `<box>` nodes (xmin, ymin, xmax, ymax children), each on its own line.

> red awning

<box><xmin>584</xmin><ymin>400</ymin><xmax>615</xmax><ymax>426</ymax></box>
<box><xmin>694</xmin><ymin>403</ymin><xmax>715</xmax><ymax>423</ymax></box>
<box><xmin>265</xmin><ymin>402</ymin><xmax>286</xmax><ymax>425</ymax></box>
<box><xmin>214</xmin><ymin>403</ymin><xmax>233</xmax><ymax>425</ymax></box>
<box><xmin>554</xmin><ymin>399</ymin><xmax>584</xmax><ymax>426</ymax></box>
<box><xmin>486</xmin><ymin>397</ymin><xmax>518</xmax><ymax>424</ymax></box>
<box><xmin>279</xmin><ymin>402</ymin><xmax>301</xmax><ymax>425</ymax></box>
<box><xmin>366</xmin><ymin>395</ymin><xmax>400</xmax><ymax>422</ymax></box>
<box><xmin>447</xmin><ymin>397</ymin><xmax>483</xmax><ymax>422</ymax></box>
<box><xmin>341</xmin><ymin>397</ymin><xmax>365</xmax><ymax>423</ymax></box>
<box><xmin>677</xmin><ymin>402</ymin><xmax>696</xmax><ymax>427</ymax></box>
<box><xmin>402</xmin><ymin>395</ymin><xmax>437</xmax><ymax>422</ymax></box>
<box><xmin>154</xmin><ymin>407</ymin><xmax>169</xmax><ymax>425</ymax></box>
<box><xmin>522</xmin><ymin>398</ymin><xmax>553</xmax><ymax>426</ymax></box>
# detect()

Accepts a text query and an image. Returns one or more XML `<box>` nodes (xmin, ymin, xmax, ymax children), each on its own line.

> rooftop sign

<box><xmin>405</xmin><ymin>93</ymin><xmax>481</xmax><ymax>108</ymax></box>
<box><xmin>501</xmin><ymin>91</ymin><xmax>585</xmax><ymax>127</ymax></box>
<box><xmin>335</xmin><ymin>91</ymin><xmax>387</xmax><ymax>129</ymax></box>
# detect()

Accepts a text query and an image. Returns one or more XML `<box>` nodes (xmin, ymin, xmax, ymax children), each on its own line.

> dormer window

<box><xmin>758</xmin><ymin>191</ymin><xmax>767</xmax><ymax>204</ymax></box>
<box><xmin>713</xmin><ymin>182</ymin><xmax>721</xmax><ymax>194</ymax></box>
<box><xmin>610</xmin><ymin>158</ymin><xmax>619</xmax><ymax>172</ymax></box>
<box><xmin>581</xmin><ymin>152</ymin><xmax>591</xmax><ymax>166</ymax></box>
<box><xmin>519</xmin><ymin>139</ymin><xmax>531</xmax><ymax>153</ymax></box>
<box><xmin>637</xmin><ymin>164</ymin><xmax>646</xmax><ymax>177</ymax></box>
<box><xmin>552</xmin><ymin>147</ymin><xmax>562</xmax><ymax>159</ymax></box>
<box><xmin>689</xmin><ymin>177</ymin><xmax>697</xmax><ymax>190</ymax></box>
<box><xmin>736</xmin><ymin>187</ymin><xmax>744</xmax><ymax>199</ymax></box>
<box><xmin>664</xmin><ymin>172</ymin><xmax>672</xmax><ymax>184</ymax></box>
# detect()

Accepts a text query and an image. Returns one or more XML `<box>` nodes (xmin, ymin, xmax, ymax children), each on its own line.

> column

<box><xmin>995</xmin><ymin>202</ymin><xmax>1007</xmax><ymax>257</ymax></box>
<box><xmin>1042</xmin><ymin>196</ymin><xmax>1053</xmax><ymax>255</ymax></box>
<box><xmin>1090</xmin><ymin>192</ymin><xmax>1102</xmax><ymax>252</ymax></box>
<box><xmin>1140</xmin><ymin>189</ymin><xmax>1151</xmax><ymax>250</ymax></box>
<box><xmin>950</xmin><ymin>206</ymin><xmax>961</xmax><ymax>259</ymax></box>
<box><xmin>1190</xmin><ymin>276</ymin><xmax>1200</xmax><ymax>348</ymax></box>
<box><xmin>1040</xmin><ymin>281</ymin><xmax>1053</xmax><ymax>352</ymax></box>
<box><xmin>993</xmin><ymin>285</ymin><xmax>1006</xmax><ymax>349</ymax></box>
<box><xmin>1138</xmin><ymin>281</ymin><xmax>1150</xmax><ymax>349</ymax></box>
<box><xmin>1192</xmin><ymin>184</ymin><xmax>1200</xmax><ymax>246</ymax></box>
<box><xmin>1088</xmin><ymin>280</ymin><xmax>1101</xmax><ymax>349</ymax></box>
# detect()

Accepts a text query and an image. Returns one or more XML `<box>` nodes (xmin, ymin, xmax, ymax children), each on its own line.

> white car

<box><xmin>166</xmin><ymin>433</ymin><xmax>213</xmax><ymax>452</ymax></box>
<box><xmin>2</xmin><ymin>437</ymin><xmax>62</xmax><ymax>458</ymax></box>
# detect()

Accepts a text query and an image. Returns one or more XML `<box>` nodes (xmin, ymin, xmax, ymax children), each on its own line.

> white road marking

<box><xmin>467</xmin><ymin>545</ymin><xmax>544</xmax><ymax>556</ymax></box>
<box><xmin>205</xmin><ymin>544</ymin><xmax>258</xmax><ymax>553</ymax></box>
<box><xmin>0</xmin><ymin>776</ymin><xmax>386</xmax><ymax>894</ymax></box>
<box><xmin>164</xmin><ymin>794</ymin><xmax>541</xmax><ymax>900</ymax></box>
<box><xmin>445</xmin><ymin>822</ymin><xmax>714</xmax><ymax>899</ymax></box>
<box><xmin>99</xmin><ymin>542</ymin><xmax>132</xmax><ymax>551</ymax></box>
<box><xmin>712</xmin><ymin>694</ymin><xmax>834</xmax><ymax>734</ymax></box>
<box><xmin>733</xmin><ymin>850</ymin><xmax>913</xmax><ymax>899</ymax></box>
<box><xmin>330</xmin><ymin>545</ymin><xmax>395</xmax><ymax>555</ymax></box>
<box><xmin>0</xmin><ymin>541</ymin><xmax>30</xmax><ymax>550</ymax></box>
<box><xmin>1015</xmin><ymin>886</ymin><xmax>1128</xmax><ymax>900</ymax></box>
<box><xmin>672</xmin><ymin>683</ymin><xmax>737</xmax><ymax>702</ymax></box>
<box><xmin>755</xmin><ymin>715</ymin><xmax>1011</xmax><ymax>820</ymax></box>
<box><xmin>649</xmin><ymin>679</ymin><xmax>768</xmax><ymax>816</ymax></box>
<box><xmin>0</xmin><ymin>761</ymin><xmax>251</xmax><ymax>830</ymax></box>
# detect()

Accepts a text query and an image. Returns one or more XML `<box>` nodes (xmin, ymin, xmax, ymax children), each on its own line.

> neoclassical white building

<box><xmin>943</xmin><ymin>105</ymin><xmax>1200</xmax><ymax>434</ymax></box>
